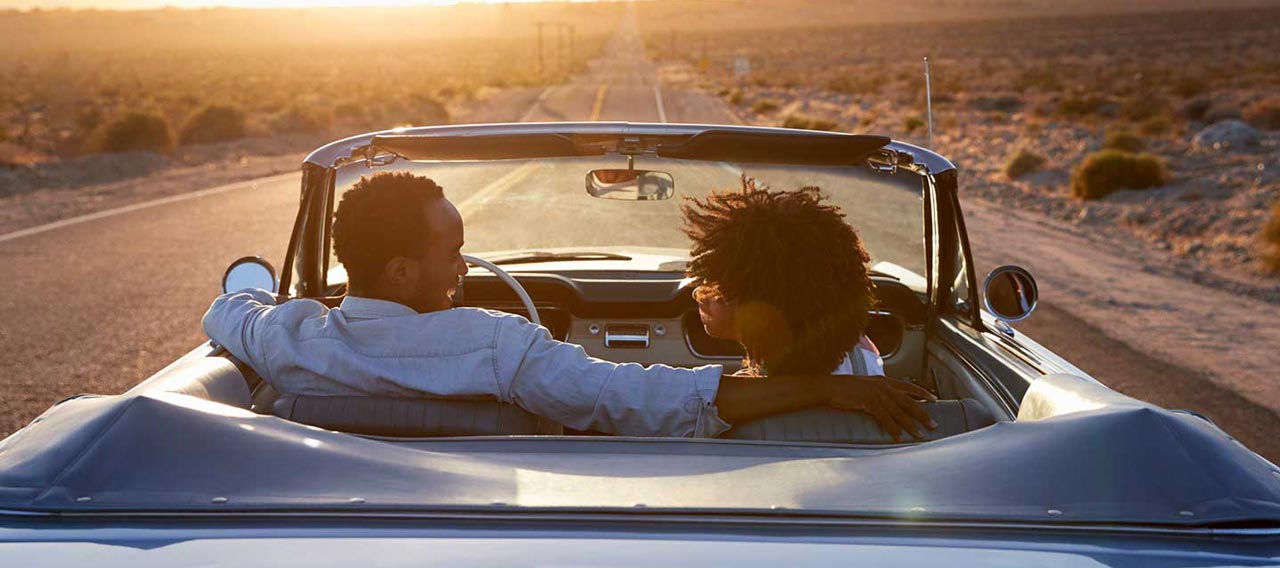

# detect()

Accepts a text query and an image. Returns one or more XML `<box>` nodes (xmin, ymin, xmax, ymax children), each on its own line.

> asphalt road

<box><xmin>1</xmin><ymin>15</ymin><xmax>1275</xmax><ymax>462</ymax></box>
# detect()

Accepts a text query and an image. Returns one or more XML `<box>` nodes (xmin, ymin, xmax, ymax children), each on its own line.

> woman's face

<box><xmin>694</xmin><ymin>284</ymin><xmax>739</xmax><ymax>341</ymax></box>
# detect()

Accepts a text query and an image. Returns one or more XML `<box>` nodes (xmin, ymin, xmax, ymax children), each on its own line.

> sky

<box><xmin>0</xmin><ymin>0</ymin><xmax>576</xmax><ymax>9</ymax></box>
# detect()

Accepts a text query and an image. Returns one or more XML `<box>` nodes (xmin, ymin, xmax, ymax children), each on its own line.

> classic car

<box><xmin>1</xmin><ymin>122</ymin><xmax>1278</xmax><ymax>566</ymax></box>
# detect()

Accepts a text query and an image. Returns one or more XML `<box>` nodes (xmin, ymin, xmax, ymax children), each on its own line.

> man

<box><xmin>204</xmin><ymin>172</ymin><xmax>936</xmax><ymax>440</ymax></box>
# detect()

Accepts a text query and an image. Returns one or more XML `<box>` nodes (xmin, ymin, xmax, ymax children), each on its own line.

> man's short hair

<box><xmin>332</xmin><ymin>172</ymin><xmax>445</xmax><ymax>288</ymax></box>
<box><xmin>682</xmin><ymin>180</ymin><xmax>875</xmax><ymax>375</ymax></box>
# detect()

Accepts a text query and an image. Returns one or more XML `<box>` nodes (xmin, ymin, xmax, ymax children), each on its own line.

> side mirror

<box><xmin>222</xmin><ymin>256</ymin><xmax>278</xmax><ymax>294</ymax></box>
<box><xmin>982</xmin><ymin>265</ymin><xmax>1038</xmax><ymax>322</ymax></box>
<box><xmin>585</xmin><ymin>169</ymin><xmax>675</xmax><ymax>200</ymax></box>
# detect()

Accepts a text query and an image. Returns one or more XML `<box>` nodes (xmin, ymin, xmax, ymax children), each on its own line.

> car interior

<box><xmin>149</xmin><ymin>260</ymin><xmax>1009</xmax><ymax>447</ymax></box>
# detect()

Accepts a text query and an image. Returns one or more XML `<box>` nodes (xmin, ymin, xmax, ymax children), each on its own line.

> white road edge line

<box><xmin>454</xmin><ymin>161</ymin><xmax>542</xmax><ymax>219</ymax></box>
<box><xmin>653</xmin><ymin>84</ymin><xmax>668</xmax><ymax>123</ymax></box>
<box><xmin>0</xmin><ymin>171</ymin><xmax>299</xmax><ymax>245</ymax></box>
<box><xmin>519</xmin><ymin>86</ymin><xmax>555</xmax><ymax>122</ymax></box>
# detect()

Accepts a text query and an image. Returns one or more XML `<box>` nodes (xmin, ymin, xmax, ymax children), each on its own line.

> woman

<box><xmin>684</xmin><ymin>177</ymin><xmax>883</xmax><ymax>377</ymax></box>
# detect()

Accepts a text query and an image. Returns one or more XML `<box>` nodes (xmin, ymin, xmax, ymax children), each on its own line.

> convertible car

<box><xmin>2</xmin><ymin>123</ymin><xmax>1278</xmax><ymax>565</ymax></box>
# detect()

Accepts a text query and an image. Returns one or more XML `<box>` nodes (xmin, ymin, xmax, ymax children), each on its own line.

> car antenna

<box><xmin>924</xmin><ymin>56</ymin><xmax>934</xmax><ymax>150</ymax></box>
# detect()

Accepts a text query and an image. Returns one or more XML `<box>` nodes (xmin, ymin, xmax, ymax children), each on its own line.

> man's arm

<box><xmin>201</xmin><ymin>288</ymin><xmax>279</xmax><ymax>377</ymax></box>
<box><xmin>715</xmin><ymin>374</ymin><xmax>937</xmax><ymax>441</ymax></box>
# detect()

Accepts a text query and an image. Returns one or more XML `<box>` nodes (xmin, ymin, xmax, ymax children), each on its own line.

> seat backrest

<box><xmin>724</xmin><ymin>398</ymin><xmax>995</xmax><ymax>444</ymax></box>
<box><xmin>271</xmin><ymin>395</ymin><xmax>564</xmax><ymax>437</ymax></box>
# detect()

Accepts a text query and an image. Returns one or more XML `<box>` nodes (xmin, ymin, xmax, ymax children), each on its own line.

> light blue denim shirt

<box><xmin>202</xmin><ymin>289</ymin><xmax>730</xmax><ymax>437</ymax></box>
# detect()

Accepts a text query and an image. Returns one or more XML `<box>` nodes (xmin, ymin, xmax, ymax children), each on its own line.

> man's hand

<box><xmin>825</xmin><ymin>377</ymin><xmax>937</xmax><ymax>441</ymax></box>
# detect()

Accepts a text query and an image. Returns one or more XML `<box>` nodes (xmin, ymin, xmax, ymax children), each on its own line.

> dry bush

<box><xmin>1264</xmin><ymin>200</ymin><xmax>1280</xmax><ymax>273</ymax></box>
<box><xmin>782</xmin><ymin>114</ymin><xmax>839</xmax><ymax>131</ymax></box>
<box><xmin>751</xmin><ymin>99</ymin><xmax>780</xmax><ymax>114</ymax></box>
<box><xmin>270</xmin><ymin>106</ymin><xmax>333</xmax><ymax>135</ymax></box>
<box><xmin>1139</xmin><ymin>115</ymin><xmax>1174</xmax><ymax>136</ymax></box>
<box><xmin>826</xmin><ymin>75</ymin><xmax>880</xmax><ymax>95</ymax></box>
<box><xmin>1103</xmin><ymin>129</ymin><xmax>1145</xmax><ymax>152</ymax></box>
<box><xmin>1171</xmin><ymin>75</ymin><xmax>1208</xmax><ymax>98</ymax></box>
<box><xmin>0</xmin><ymin>3</ymin><xmax>621</xmax><ymax>159</ymax></box>
<box><xmin>1242</xmin><ymin>98</ymin><xmax>1280</xmax><ymax>130</ymax></box>
<box><xmin>1057</xmin><ymin>95</ymin><xmax>1110</xmax><ymax>118</ymax></box>
<box><xmin>94</xmin><ymin>111</ymin><xmax>174</xmax><ymax>154</ymax></box>
<box><xmin>180</xmin><ymin>105</ymin><xmax>247</xmax><ymax>145</ymax></box>
<box><xmin>1070</xmin><ymin>150</ymin><xmax>1168</xmax><ymax>200</ymax></box>
<box><xmin>903</xmin><ymin>115</ymin><xmax>926</xmax><ymax>133</ymax></box>
<box><xmin>1004</xmin><ymin>147</ymin><xmax>1047</xmax><ymax>180</ymax></box>
<box><xmin>1182</xmin><ymin>97</ymin><xmax>1213</xmax><ymax>121</ymax></box>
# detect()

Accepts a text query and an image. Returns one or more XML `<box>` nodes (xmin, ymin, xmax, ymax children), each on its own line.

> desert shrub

<box><xmin>722</xmin><ymin>88</ymin><xmax>744</xmax><ymax>105</ymax></box>
<box><xmin>903</xmin><ymin>115</ymin><xmax>925</xmax><ymax>133</ymax></box>
<box><xmin>1056</xmin><ymin>95</ymin><xmax>1109</xmax><ymax>117</ymax></box>
<box><xmin>826</xmin><ymin>75</ymin><xmax>878</xmax><ymax>95</ymax></box>
<box><xmin>782</xmin><ymin>114</ymin><xmax>838</xmax><ymax>131</ymax></box>
<box><xmin>271</xmin><ymin>105</ymin><xmax>332</xmax><ymax>134</ymax></box>
<box><xmin>1263</xmin><ymin>200</ymin><xmax>1280</xmax><ymax>273</ymax></box>
<box><xmin>1070</xmin><ymin>150</ymin><xmax>1168</xmax><ymax>200</ymax></box>
<box><xmin>751</xmin><ymin>99</ymin><xmax>780</xmax><ymax>114</ymax></box>
<box><xmin>1103</xmin><ymin>129</ymin><xmax>1145</xmax><ymax>152</ymax></box>
<box><xmin>1203</xmin><ymin>103</ymin><xmax>1242</xmax><ymax>123</ymax></box>
<box><xmin>1242</xmin><ymin>98</ymin><xmax>1280</xmax><ymax>130</ymax></box>
<box><xmin>1182</xmin><ymin>97</ymin><xmax>1212</xmax><ymax>121</ymax></box>
<box><xmin>1121</xmin><ymin>96</ymin><xmax>1167</xmax><ymax>122</ymax></box>
<box><xmin>1004</xmin><ymin>147</ymin><xmax>1047</xmax><ymax>179</ymax></box>
<box><xmin>1171</xmin><ymin>75</ymin><xmax>1208</xmax><ymax>98</ymax></box>
<box><xmin>74</xmin><ymin>106</ymin><xmax>102</xmax><ymax>133</ymax></box>
<box><xmin>94</xmin><ymin>111</ymin><xmax>174</xmax><ymax>154</ymax></box>
<box><xmin>1016</xmin><ymin>68</ymin><xmax>1061</xmax><ymax>91</ymax></box>
<box><xmin>180</xmin><ymin>105</ymin><xmax>247</xmax><ymax>145</ymax></box>
<box><xmin>1139</xmin><ymin>115</ymin><xmax>1174</xmax><ymax>136</ymax></box>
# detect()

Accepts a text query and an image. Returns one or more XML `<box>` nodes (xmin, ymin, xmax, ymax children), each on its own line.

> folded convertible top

<box><xmin>1</xmin><ymin>374</ymin><xmax>1278</xmax><ymax>527</ymax></box>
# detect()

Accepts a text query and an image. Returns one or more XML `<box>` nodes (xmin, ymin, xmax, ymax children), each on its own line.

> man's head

<box><xmin>683</xmin><ymin>179</ymin><xmax>875</xmax><ymax>374</ymax></box>
<box><xmin>332</xmin><ymin>172</ymin><xmax>467</xmax><ymax>313</ymax></box>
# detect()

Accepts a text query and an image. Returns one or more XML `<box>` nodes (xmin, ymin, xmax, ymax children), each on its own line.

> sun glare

<box><xmin>4</xmin><ymin>0</ymin><xmax>575</xmax><ymax>10</ymax></box>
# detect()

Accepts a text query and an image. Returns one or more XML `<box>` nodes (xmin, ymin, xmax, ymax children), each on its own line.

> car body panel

<box><xmin>2</xmin><ymin>519</ymin><xmax>1278</xmax><ymax>567</ymax></box>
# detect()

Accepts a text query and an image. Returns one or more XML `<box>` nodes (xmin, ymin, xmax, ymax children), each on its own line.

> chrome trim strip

<box><xmin>11</xmin><ymin>509</ymin><xmax>1278</xmax><ymax>538</ymax></box>
<box><xmin>303</xmin><ymin>122</ymin><xmax>956</xmax><ymax>176</ymax></box>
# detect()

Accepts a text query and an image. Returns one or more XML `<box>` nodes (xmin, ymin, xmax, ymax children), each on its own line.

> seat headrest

<box><xmin>272</xmin><ymin>395</ymin><xmax>563</xmax><ymax>437</ymax></box>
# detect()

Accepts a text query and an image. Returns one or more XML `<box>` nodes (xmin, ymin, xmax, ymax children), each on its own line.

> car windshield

<box><xmin>329</xmin><ymin>155</ymin><xmax>926</xmax><ymax>284</ymax></box>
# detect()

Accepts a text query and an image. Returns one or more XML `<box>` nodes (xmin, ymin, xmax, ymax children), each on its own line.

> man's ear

<box><xmin>383</xmin><ymin>256</ymin><xmax>414</xmax><ymax>285</ymax></box>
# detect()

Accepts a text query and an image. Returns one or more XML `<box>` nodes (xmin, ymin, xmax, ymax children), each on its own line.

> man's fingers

<box><xmin>891</xmin><ymin>380</ymin><xmax>937</xmax><ymax>401</ymax></box>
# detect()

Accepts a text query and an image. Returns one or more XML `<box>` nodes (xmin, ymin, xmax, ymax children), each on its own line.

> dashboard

<box><xmin>458</xmin><ymin>267</ymin><xmax>927</xmax><ymax>377</ymax></box>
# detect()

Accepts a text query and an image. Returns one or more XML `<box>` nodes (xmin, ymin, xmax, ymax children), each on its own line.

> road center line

<box><xmin>653</xmin><ymin>84</ymin><xmax>668</xmax><ymax>123</ymax></box>
<box><xmin>589</xmin><ymin>84</ymin><xmax>609</xmax><ymax>121</ymax></box>
<box><xmin>0</xmin><ymin>171</ymin><xmax>298</xmax><ymax>245</ymax></box>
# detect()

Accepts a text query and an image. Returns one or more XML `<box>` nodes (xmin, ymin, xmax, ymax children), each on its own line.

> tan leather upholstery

<box><xmin>723</xmin><ymin>399</ymin><xmax>995</xmax><ymax>444</ymax></box>
<box><xmin>271</xmin><ymin>395</ymin><xmax>564</xmax><ymax>437</ymax></box>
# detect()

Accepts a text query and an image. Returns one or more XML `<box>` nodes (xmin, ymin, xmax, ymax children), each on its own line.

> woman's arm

<box><xmin>715</xmin><ymin>374</ymin><xmax>937</xmax><ymax>441</ymax></box>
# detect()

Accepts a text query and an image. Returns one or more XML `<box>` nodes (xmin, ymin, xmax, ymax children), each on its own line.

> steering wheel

<box><xmin>462</xmin><ymin>254</ymin><xmax>540</xmax><ymax>326</ymax></box>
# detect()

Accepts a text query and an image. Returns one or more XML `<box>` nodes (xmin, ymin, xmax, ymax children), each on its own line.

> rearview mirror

<box><xmin>222</xmin><ymin>256</ymin><xmax>278</xmax><ymax>294</ymax></box>
<box><xmin>982</xmin><ymin>265</ymin><xmax>1038</xmax><ymax>322</ymax></box>
<box><xmin>585</xmin><ymin>169</ymin><xmax>674</xmax><ymax>200</ymax></box>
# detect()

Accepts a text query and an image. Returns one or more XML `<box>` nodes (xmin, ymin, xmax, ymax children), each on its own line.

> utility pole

<box><xmin>557</xmin><ymin>23</ymin><xmax>566</xmax><ymax>74</ymax></box>
<box><xmin>569</xmin><ymin>25</ymin><xmax>576</xmax><ymax>71</ymax></box>
<box><xmin>535</xmin><ymin>21</ymin><xmax>546</xmax><ymax>80</ymax></box>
